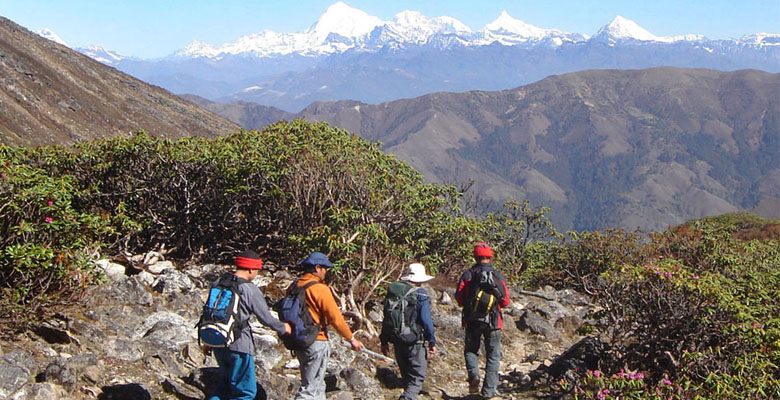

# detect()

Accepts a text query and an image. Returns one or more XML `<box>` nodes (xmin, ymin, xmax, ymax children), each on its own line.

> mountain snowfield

<box><xmin>38</xmin><ymin>1</ymin><xmax>778</xmax><ymax>62</ymax></box>
<box><xmin>31</xmin><ymin>1</ymin><xmax>780</xmax><ymax>113</ymax></box>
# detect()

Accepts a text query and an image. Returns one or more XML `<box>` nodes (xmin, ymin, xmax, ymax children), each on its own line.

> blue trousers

<box><xmin>464</xmin><ymin>324</ymin><xmax>502</xmax><ymax>398</ymax></box>
<box><xmin>209</xmin><ymin>348</ymin><xmax>257</xmax><ymax>400</ymax></box>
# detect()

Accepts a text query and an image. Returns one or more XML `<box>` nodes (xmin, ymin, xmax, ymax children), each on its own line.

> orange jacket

<box><xmin>296</xmin><ymin>272</ymin><xmax>354</xmax><ymax>341</ymax></box>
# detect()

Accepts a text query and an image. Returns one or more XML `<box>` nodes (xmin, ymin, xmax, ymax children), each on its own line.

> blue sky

<box><xmin>1</xmin><ymin>0</ymin><xmax>778</xmax><ymax>58</ymax></box>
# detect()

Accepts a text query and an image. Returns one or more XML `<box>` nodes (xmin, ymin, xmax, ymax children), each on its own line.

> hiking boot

<box><xmin>468</xmin><ymin>377</ymin><xmax>480</xmax><ymax>394</ymax></box>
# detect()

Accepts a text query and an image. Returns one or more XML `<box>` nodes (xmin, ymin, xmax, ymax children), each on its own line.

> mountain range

<box><xmin>40</xmin><ymin>2</ymin><xmax>779</xmax><ymax>112</ymax></box>
<box><xmin>191</xmin><ymin>68</ymin><xmax>780</xmax><ymax>232</ymax></box>
<box><xmin>4</xmin><ymin>11</ymin><xmax>778</xmax><ymax>232</ymax></box>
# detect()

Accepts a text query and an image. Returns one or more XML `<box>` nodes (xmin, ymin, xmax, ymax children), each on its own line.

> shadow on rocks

<box><xmin>376</xmin><ymin>366</ymin><xmax>403</xmax><ymax>389</ymax></box>
<box><xmin>98</xmin><ymin>383</ymin><xmax>152</xmax><ymax>400</ymax></box>
<box><xmin>440</xmin><ymin>391</ymin><xmax>482</xmax><ymax>400</ymax></box>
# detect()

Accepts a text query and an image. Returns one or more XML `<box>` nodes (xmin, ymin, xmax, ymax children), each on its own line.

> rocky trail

<box><xmin>0</xmin><ymin>256</ymin><xmax>599</xmax><ymax>399</ymax></box>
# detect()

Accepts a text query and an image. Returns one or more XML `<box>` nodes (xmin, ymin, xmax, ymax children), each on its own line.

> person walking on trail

<box><xmin>380</xmin><ymin>263</ymin><xmax>437</xmax><ymax>400</ymax></box>
<box><xmin>455</xmin><ymin>243</ymin><xmax>511</xmax><ymax>399</ymax></box>
<box><xmin>205</xmin><ymin>250</ymin><xmax>291</xmax><ymax>400</ymax></box>
<box><xmin>293</xmin><ymin>251</ymin><xmax>364</xmax><ymax>400</ymax></box>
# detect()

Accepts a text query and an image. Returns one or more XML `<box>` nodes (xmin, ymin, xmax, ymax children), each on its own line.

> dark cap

<box><xmin>297</xmin><ymin>252</ymin><xmax>334</xmax><ymax>268</ymax></box>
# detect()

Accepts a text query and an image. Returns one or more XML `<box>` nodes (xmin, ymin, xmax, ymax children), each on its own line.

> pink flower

<box><xmin>44</xmin><ymin>217</ymin><xmax>53</xmax><ymax>223</ymax></box>
<box><xmin>635</xmin><ymin>372</ymin><xmax>644</xmax><ymax>380</ymax></box>
<box><xmin>592</xmin><ymin>370</ymin><xmax>601</xmax><ymax>378</ymax></box>
<box><xmin>692</xmin><ymin>274</ymin><xmax>699</xmax><ymax>280</ymax></box>
<box><xmin>18</xmin><ymin>222</ymin><xmax>24</xmax><ymax>227</ymax></box>
<box><xmin>603</xmin><ymin>389</ymin><xmax>611</xmax><ymax>394</ymax></box>
<box><xmin>662</xmin><ymin>378</ymin><xmax>672</xmax><ymax>385</ymax></box>
<box><xmin>1</xmin><ymin>173</ymin><xmax>6</xmax><ymax>179</ymax></box>
<box><xmin>597</xmin><ymin>393</ymin><xmax>606</xmax><ymax>400</ymax></box>
<box><xmin>47</xmin><ymin>200</ymin><xmax>54</xmax><ymax>206</ymax></box>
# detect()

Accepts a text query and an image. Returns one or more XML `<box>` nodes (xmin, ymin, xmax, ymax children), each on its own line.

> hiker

<box><xmin>292</xmin><ymin>251</ymin><xmax>364</xmax><ymax>400</ymax></box>
<box><xmin>455</xmin><ymin>243</ymin><xmax>511</xmax><ymax>399</ymax></box>
<box><xmin>203</xmin><ymin>250</ymin><xmax>291</xmax><ymax>400</ymax></box>
<box><xmin>380</xmin><ymin>263</ymin><xmax>437</xmax><ymax>400</ymax></box>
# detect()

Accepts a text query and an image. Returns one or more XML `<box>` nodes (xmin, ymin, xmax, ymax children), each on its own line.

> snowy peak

<box><xmin>479</xmin><ymin>10</ymin><xmax>583</xmax><ymax>46</ymax></box>
<box><xmin>78</xmin><ymin>45</ymin><xmax>123</xmax><ymax>65</ymax></box>
<box><xmin>378</xmin><ymin>10</ymin><xmax>471</xmax><ymax>44</ymax></box>
<box><xmin>36</xmin><ymin>28</ymin><xmax>68</xmax><ymax>46</ymax></box>
<box><xmin>484</xmin><ymin>10</ymin><xmax>547</xmax><ymax>38</ymax></box>
<box><xmin>177</xmin><ymin>40</ymin><xmax>220</xmax><ymax>58</ymax></box>
<box><xmin>393</xmin><ymin>10</ymin><xmax>470</xmax><ymax>34</ymax></box>
<box><xmin>161</xmin><ymin>3</ymin><xmax>778</xmax><ymax>59</ymax></box>
<box><xmin>593</xmin><ymin>15</ymin><xmax>658</xmax><ymax>43</ymax></box>
<box><xmin>740</xmin><ymin>32</ymin><xmax>780</xmax><ymax>46</ymax></box>
<box><xmin>309</xmin><ymin>2</ymin><xmax>384</xmax><ymax>42</ymax></box>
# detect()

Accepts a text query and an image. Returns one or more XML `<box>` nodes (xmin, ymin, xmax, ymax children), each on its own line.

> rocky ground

<box><xmin>0</xmin><ymin>254</ymin><xmax>599</xmax><ymax>399</ymax></box>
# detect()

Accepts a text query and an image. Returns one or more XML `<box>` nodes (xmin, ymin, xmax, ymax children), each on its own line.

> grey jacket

<box><xmin>210</xmin><ymin>275</ymin><xmax>287</xmax><ymax>354</ymax></box>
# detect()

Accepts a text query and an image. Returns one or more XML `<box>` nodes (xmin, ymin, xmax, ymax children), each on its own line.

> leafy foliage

<box><xmin>542</xmin><ymin>213</ymin><xmax>780</xmax><ymax>399</ymax></box>
<box><xmin>0</xmin><ymin>155</ymin><xmax>131</xmax><ymax>324</ymax></box>
<box><xmin>2</xmin><ymin>120</ymin><xmax>535</xmax><ymax>329</ymax></box>
<box><xmin>3</xmin><ymin>119</ymin><xmax>775</xmax><ymax>398</ymax></box>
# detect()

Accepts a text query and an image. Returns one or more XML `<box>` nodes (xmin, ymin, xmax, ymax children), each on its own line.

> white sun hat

<box><xmin>400</xmin><ymin>263</ymin><xmax>434</xmax><ymax>283</ymax></box>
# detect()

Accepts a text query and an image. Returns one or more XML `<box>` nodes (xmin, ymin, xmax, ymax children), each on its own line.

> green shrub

<box><xmin>0</xmin><ymin>161</ymin><xmax>129</xmax><ymax>326</ymax></box>
<box><xmin>567</xmin><ymin>213</ymin><xmax>780</xmax><ymax>399</ymax></box>
<box><xmin>0</xmin><ymin>121</ymin><xmax>491</xmax><ymax>329</ymax></box>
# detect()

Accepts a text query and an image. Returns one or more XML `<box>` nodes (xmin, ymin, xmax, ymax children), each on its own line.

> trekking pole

<box><xmin>343</xmin><ymin>341</ymin><xmax>395</xmax><ymax>364</ymax></box>
<box><xmin>361</xmin><ymin>347</ymin><xmax>395</xmax><ymax>364</ymax></box>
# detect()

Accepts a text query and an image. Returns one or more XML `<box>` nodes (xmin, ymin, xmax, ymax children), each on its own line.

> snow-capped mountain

<box><xmin>591</xmin><ymin>15</ymin><xmax>659</xmax><ymax>43</ymax></box>
<box><xmin>36</xmin><ymin>28</ymin><xmax>68</xmax><ymax>46</ymax></box>
<box><xmin>177</xmin><ymin>2</ymin><xmax>583</xmax><ymax>58</ymax></box>
<box><xmin>178</xmin><ymin>2</ymin><xmax>384</xmax><ymax>58</ymax></box>
<box><xmin>77</xmin><ymin>45</ymin><xmax>123</xmax><ymax>65</ymax></box>
<box><xmin>591</xmin><ymin>16</ymin><xmax>707</xmax><ymax>44</ymax></box>
<box><xmin>740</xmin><ymin>33</ymin><xmax>780</xmax><ymax>47</ymax></box>
<box><xmin>475</xmin><ymin>10</ymin><xmax>585</xmax><ymax>46</ymax></box>
<box><xmin>46</xmin><ymin>2</ymin><xmax>777</xmax><ymax>112</ymax></box>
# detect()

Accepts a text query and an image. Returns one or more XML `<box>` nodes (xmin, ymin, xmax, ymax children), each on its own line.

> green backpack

<box><xmin>382</xmin><ymin>281</ymin><xmax>420</xmax><ymax>344</ymax></box>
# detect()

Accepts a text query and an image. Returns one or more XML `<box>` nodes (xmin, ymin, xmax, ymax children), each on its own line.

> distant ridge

<box><xmin>197</xmin><ymin>67</ymin><xmax>780</xmax><ymax>232</ymax></box>
<box><xmin>0</xmin><ymin>16</ymin><xmax>240</xmax><ymax>147</ymax></box>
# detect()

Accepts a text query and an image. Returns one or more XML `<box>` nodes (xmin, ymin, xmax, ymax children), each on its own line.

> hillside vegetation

<box><xmin>289</xmin><ymin>68</ymin><xmax>780</xmax><ymax>232</ymax></box>
<box><xmin>0</xmin><ymin>16</ymin><xmax>240</xmax><ymax>147</ymax></box>
<box><xmin>1</xmin><ymin>120</ymin><xmax>777</xmax><ymax>398</ymax></box>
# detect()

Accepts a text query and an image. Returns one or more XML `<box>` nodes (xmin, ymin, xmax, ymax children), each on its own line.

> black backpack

<box><xmin>382</xmin><ymin>281</ymin><xmax>421</xmax><ymax>344</ymax></box>
<box><xmin>273</xmin><ymin>280</ymin><xmax>322</xmax><ymax>351</ymax></box>
<box><xmin>198</xmin><ymin>274</ymin><xmax>249</xmax><ymax>347</ymax></box>
<box><xmin>465</xmin><ymin>265</ymin><xmax>503</xmax><ymax>325</ymax></box>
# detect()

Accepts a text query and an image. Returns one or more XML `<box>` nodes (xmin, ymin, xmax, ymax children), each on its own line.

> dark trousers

<box><xmin>464</xmin><ymin>324</ymin><xmax>502</xmax><ymax>398</ymax></box>
<box><xmin>394</xmin><ymin>341</ymin><xmax>428</xmax><ymax>400</ymax></box>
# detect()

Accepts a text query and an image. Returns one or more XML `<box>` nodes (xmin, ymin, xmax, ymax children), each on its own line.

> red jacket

<box><xmin>455</xmin><ymin>263</ymin><xmax>511</xmax><ymax>329</ymax></box>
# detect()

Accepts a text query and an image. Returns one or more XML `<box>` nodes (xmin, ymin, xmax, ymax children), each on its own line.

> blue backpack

<box><xmin>198</xmin><ymin>274</ymin><xmax>249</xmax><ymax>347</ymax></box>
<box><xmin>273</xmin><ymin>280</ymin><xmax>322</xmax><ymax>350</ymax></box>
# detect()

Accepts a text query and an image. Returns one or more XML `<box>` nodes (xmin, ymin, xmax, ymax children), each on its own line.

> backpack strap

<box><xmin>472</xmin><ymin>264</ymin><xmax>504</xmax><ymax>300</ymax></box>
<box><xmin>402</xmin><ymin>284</ymin><xmax>418</xmax><ymax>300</ymax></box>
<box><xmin>219</xmin><ymin>274</ymin><xmax>252</xmax><ymax>331</ymax></box>
<box><xmin>292</xmin><ymin>280</ymin><xmax>327</xmax><ymax>330</ymax></box>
